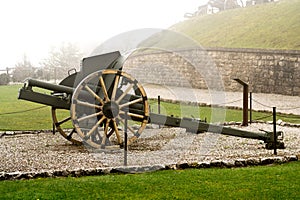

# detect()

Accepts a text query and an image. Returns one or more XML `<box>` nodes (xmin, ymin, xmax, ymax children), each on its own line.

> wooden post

<box><xmin>234</xmin><ymin>78</ymin><xmax>249</xmax><ymax>126</ymax></box>
<box><xmin>243</xmin><ymin>84</ymin><xmax>248</xmax><ymax>126</ymax></box>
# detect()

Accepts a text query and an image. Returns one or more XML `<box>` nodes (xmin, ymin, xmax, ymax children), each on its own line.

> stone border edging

<box><xmin>1</xmin><ymin>155</ymin><xmax>298</xmax><ymax>181</ymax></box>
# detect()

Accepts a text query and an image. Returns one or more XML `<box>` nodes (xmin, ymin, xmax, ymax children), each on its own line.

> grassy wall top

<box><xmin>170</xmin><ymin>0</ymin><xmax>300</xmax><ymax>50</ymax></box>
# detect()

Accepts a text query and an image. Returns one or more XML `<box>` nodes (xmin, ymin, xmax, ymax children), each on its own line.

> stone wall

<box><xmin>123</xmin><ymin>47</ymin><xmax>300</xmax><ymax>96</ymax></box>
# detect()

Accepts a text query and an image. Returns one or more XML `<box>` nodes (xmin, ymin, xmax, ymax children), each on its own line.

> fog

<box><xmin>0</xmin><ymin>0</ymin><xmax>210</xmax><ymax>69</ymax></box>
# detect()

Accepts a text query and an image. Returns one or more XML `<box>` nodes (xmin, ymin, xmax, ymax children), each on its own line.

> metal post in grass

<box><xmin>273</xmin><ymin>107</ymin><xmax>277</xmax><ymax>155</ymax></box>
<box><xmin>124</xmin><ymin>111</ymin><xmax>128</xmax><ymax>166</ymax></box>
<box><xmin>158</xmin><ymin>95</ymin><xmax>161</xmax><ymax>114</ymax></box>
<box><xmin>249</xmin><ymin>92</ymin><xmax>252</xmax><ymax>124</ymax></box>
<box><xmin>158</xmin><ymin>95</ymin><xmax>161</xmax><ymax>128</ymax></box>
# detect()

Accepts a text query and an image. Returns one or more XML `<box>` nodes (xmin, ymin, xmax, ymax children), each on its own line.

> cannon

<box><xmin>18</xmin><ymin>51</ymin><xmax>284</xmax><ymax>150</ymax></box>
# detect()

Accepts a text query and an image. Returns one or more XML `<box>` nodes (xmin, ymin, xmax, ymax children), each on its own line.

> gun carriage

<box><xmin>18</xmin><ymin>51</ymin><xmax>284</xmax><ymax>150</ymax></box>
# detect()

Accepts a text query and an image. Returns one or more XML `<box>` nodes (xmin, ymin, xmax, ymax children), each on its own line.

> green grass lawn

<box><xmin>0</xmin><ymin>85</ymin><xmax>299</xmax><ymax>131</ymax></box>
<box><xmin>142</xmin><ymin>0</ymin><xmax>300</xmax><ymax>51</ymax></box>
<box><xmin>0</xmin><ymin>161</ymin><xmax>299</xmax><ymax>199</ymax></box>
<box><xmin>0</xmin><ymin>85</ymin><xmax>70</xmax><ymax>131</ymax></box>
<box><xmin>170</xmin><ymin>0</ymin><xmax>300</xmax><ymax>50</ymax></box>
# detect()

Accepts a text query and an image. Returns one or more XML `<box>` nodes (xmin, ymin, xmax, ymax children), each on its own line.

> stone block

<box><xmin>285</xmin><ymin>155</ymin><xmax>298</xmax><ymax>162</ymax></box>
<box><xmin>235</xmin><ymin>159</ymin><xmax>247</xmax><ymax>167</ymax></box>
<box><xmin>198</xmin><ymin>162</ymin><xmax>211</xmax><ymax>168</ymax></box>
<box><xmin>245</xmin><ymin>158</ymin><xmax>260</xmax><ymax>166</ymax></box>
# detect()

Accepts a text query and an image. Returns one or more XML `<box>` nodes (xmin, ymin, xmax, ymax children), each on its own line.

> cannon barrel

<box><xmin>18</xmin><ymin>79</ymin><xmax>74</xmax><ymax>109</ymax></box>
<box><xmin>26</xmin><ymin>79</ymin><xmax>74</xmax><ymax>94</ymax></box>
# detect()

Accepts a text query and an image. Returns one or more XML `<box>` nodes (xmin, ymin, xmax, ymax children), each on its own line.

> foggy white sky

<box><xmin>0</xmin><ymin>0</ymin><xmax>211</xmax><ymax>69</ymax></box>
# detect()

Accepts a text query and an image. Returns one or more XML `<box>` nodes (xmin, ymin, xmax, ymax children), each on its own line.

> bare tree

<box><xmin>41</xmin><ymin>42</ymin><xmax>83</xmax><ymax>82</ymax></box>
<box><xmin>12</xmin><ymin>55</ymin><xmax>35</xmax><ymax>82</ymax></box>
<box><xmin>237</xmin><ymin>0</ymin><xmax>245</xmax><ymax>7</ymax></box>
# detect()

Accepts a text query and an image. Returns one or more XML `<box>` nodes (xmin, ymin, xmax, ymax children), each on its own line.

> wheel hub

<box><xmin>102</xmin><ymin>101</ymin><xmax>119</xmax><ymax>119</ymax></box>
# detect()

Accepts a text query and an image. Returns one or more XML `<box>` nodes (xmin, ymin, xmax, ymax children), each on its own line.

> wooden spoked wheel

<box><xmin>51</xmin><ymin>107</ymin><xmax>82</xmax><ymax>145</ymax></box>
<box><xmin>70</xmin><ymin>69</ymin><xmax>149</xmax><ymax>149</ymax></box>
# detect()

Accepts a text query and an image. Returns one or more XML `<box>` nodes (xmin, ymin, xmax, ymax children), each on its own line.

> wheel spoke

<box><xmin>111</xmin><ymin>75</ymin><xmax>120</xmax><ymax>101</ymax></box>
<box><xmin>104</xmin><ymin>120</ymin><xmax>110</xmax><ymax>136</ymax></box>
<box><xmin>52</xmin><ymin>108</ymin><xmax>82</xmax><ymax>145</ymax></box>
<box><xmin>56</xmin><ymin>116</ymin><xmax>71</xmax><ymax>126</ymax></box>
<box><xmin>107</xmin><ymin>128</ymin><xmax>114</xmax><ymax>137</ymax></box>
<box><xmin>118</xmin><ymin>116</ymin><xmax>136</xmax><ymax>135</ymax></box>
<box><xmin>116</xmin><ymin>83</ymin><xmax>134</xmax><ymax>104</ymax></box>
<box><xmin>119</xmin><ymin>110</ymin><xmax>145</xmax><ymax>119</ymax></box>
<box><xmin>84</xmin><ymin>85</ymin><xmax>104</xmax><ymax>105</ymax></box>
<box><xmin>66</xmin><ymin>128</ymin><xmax>76</xmax><ymax>140</ymax></box>
<box><xmin>101</xmin><ymin>120</ymin><xmax>110</xmax><ymax>145</ymax></box>
<box><xmin>77</xmin><ymin>111</ymin><xmax>103</xmax><ymax>122</ymax></box>
<box><xmin>119</xmin><ymin>97</ymin><xmax>143</xmax><ymax>109</ymax></box>
<box><xmin>85</xmin><ymin>116</ymin><xmax>106</xmax><ymax>138</ymax></box>
<box><xmin>112</xmin><ymin>119</ymin><xmax>122</xmax><ymax>144</ymax></box>
<box><xmin>76</xmin><ymin>100</ymin><xmax>101</xmax><ymax>109</ymax></box>
<box><xmin>99</xmin><ymin>76</ymin><xmax>110</xmax><ymax>101</ymax></box>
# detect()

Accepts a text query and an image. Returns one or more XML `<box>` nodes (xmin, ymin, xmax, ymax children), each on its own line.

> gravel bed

<box><xmin>1</xmin><ymin>123</ymin><xmax>299</xmax><ymax>174</ymax></box>
<box><xmin>0</xmin><ymin>133</ymin><xmax>102</xmax><ymax>173</ymax></box>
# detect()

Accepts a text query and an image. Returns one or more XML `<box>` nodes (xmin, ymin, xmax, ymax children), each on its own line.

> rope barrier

<box><xmin>252</xmin><ymin>114</ymin><xmax>273</xmax><ymax>121</ymax></box>
<box><xmin>249</xmin><ymin>97</ymin><xmax>299</xmax><ymax>123</ymax></box>
<box><xmin>276</xmin><ymin>113</ymin><xmax>300</xmax><ymax>119</ymax></box>
<box><xmin>251</xmin><ymin>99</ymin><xmax>274</xmax><ymax>108</ymax></box>
<box><xmin>150</xmin><ymin>97</ymin><xmax>243</xmax><ymax>107</ymax></box>
<box><xmin>0</xmin><ymin>106</ymin><xmax>48</xmax><ymax>116</ymax></box>
<box><xmin>217</xmin><ymin>99</ymin><xmax>242</xmax><ymax>105</ymax></box>
<box><xmin>276</xmin><ymin>106</ymin><xmax>300</xmax><ymax>111</ymax></box>
<box><xmin>251</xmin><ymin>98</ymin><xmax>300</xmax><ymax>111</ymax></box>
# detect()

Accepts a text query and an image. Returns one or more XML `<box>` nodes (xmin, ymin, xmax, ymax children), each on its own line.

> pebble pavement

<box><xmin>0</xmin><ymin>85</ymin><xmax>299</xmax><ymax>177</ymax></box>
<box><xmin>0</xmin><ymin>124</ymin><xmax>299</xmax><ymax>175</ymax></box>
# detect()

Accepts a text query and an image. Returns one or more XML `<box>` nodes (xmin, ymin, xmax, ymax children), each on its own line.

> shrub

<box><xmin>0</xmin><ymin>73</ymin><xmax>10</xmax><ymax>85</ymax></box>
